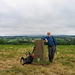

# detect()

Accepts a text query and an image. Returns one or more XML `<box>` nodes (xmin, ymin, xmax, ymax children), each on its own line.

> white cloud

<box><xmin>0</xmin><ymin>0</ymin><xmax>75</xmax><ymax>36</ymax></box>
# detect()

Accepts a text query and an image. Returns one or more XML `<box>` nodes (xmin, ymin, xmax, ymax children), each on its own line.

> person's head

<box><xmin>47</xmin><ymin>32</ymin><xmax>51</xmax><ymax>37</ymax></box>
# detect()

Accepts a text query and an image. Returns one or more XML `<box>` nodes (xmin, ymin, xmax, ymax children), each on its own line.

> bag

<box><xmin>20</xmin><ymin>51</ymin><xmax>34</xmax><ymax>65</ymax></box>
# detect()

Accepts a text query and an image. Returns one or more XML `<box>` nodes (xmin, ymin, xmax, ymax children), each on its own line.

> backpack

<box><xmin>52</xmin><ymin>36</ymin><xmax>55</xmax><ymax>42</ymax></box>
<box><xmin>20</xmin><ymin>51</ymin><xmax>34</xmax><ymax>65</ymax></box>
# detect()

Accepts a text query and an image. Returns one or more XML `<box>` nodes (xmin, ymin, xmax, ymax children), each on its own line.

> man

<box><xmin>41</xmin><ymin>32</ymin><xmax>57</xmax><ymax>63</ymax></box>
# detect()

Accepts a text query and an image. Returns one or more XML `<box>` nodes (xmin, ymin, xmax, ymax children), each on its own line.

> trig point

<box><xmin>34</xmin><ymin>39</ymin><xmax>46</xmax><ymax>62</ymax></box>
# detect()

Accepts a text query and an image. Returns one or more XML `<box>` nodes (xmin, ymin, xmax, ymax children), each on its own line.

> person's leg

<box><xmin>51</xmin><ymin>46</ymin><xmax>55</xmax><ymax>62</ymax></box>
<box><xmin>48</xmin><ymin>46</ymin><xmax>52</xmax><ymax>62</ymax></box>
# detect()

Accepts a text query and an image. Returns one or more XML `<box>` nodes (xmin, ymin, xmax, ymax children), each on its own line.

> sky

<box><xmin>0</xmin><ymin>0</ymin><xmax>75</xmax><ymax>36</ymax></box>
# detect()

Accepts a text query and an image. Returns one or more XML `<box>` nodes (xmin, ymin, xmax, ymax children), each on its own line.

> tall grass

<box><xmin>0</xmin><ymin>45</ymin><xmax>75</xmax><ymax>75</ymax></box>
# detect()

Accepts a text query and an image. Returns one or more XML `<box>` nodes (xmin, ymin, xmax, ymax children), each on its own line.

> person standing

<box><xmin>41</xmin><ymin>32</ymin><xmax>57</xmax><ymax>63</ymax></box>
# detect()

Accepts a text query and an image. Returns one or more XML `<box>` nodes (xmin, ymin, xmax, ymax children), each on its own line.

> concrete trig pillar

<box><xmin>34</xmin><ymin>39</ymin><xmax>46</xmax><ymax>62</ymax></box>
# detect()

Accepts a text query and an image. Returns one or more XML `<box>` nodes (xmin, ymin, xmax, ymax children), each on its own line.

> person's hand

<box><xmin>45</xmin><ymin>39</ymin><xmax>48</xmax><ymax>42</ymax></box>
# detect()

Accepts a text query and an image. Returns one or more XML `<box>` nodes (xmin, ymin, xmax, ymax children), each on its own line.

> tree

<box><xmin>0</xmin><ymin>39</ymin><xmax>6</xmax><ymax>44</ymax></box>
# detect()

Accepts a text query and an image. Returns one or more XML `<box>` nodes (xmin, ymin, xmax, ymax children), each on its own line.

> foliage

<box><xmin>0</xmin><ymin>35</ymin><xmax>75</xmax><ymax>45</ymax></box>
<box><xmin>0</xmin><ymin>39</ymin><xmax>6</xmax><ymax>44</ymax></box>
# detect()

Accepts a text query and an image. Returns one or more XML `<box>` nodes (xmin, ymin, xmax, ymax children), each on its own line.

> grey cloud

<box><xmin>0</xmin><ymin>0</ymin><xmax>75</xmax><ymax>36</ymax></box>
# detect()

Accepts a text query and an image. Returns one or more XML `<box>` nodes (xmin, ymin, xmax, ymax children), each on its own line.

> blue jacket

<box><xmin>41</xmin><ymin>36</ymin><xmax>57</xmax><ymax>47</ymax></box>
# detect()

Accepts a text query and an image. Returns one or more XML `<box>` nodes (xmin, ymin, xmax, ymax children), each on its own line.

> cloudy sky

<box><xmin>0</xmin><ymin>0</ymin><xmax>75</xmax><ymax>36</ymax></box>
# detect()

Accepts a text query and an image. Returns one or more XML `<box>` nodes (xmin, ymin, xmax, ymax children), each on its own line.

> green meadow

<box><xmin>0</xmin><ymin>45</ymin><xmax>75</xmax><ymax>75</ymax></box>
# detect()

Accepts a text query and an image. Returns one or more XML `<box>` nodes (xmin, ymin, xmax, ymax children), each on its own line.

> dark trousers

<box><xmin>48</xmin><ymin>45</ymin><xmax>55</xmax><ymax>62</ymax></box>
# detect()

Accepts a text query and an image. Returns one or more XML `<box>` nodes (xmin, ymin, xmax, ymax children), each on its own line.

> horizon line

<box><xmin>0</xmin><ymin>34</ymin><xmax>75</xmax><ymax>37</ymax></box>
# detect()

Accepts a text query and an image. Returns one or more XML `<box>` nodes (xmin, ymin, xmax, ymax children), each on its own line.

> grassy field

<box><xmin>0</xmin><ymin>45</ymin><xmax>75</xmax><ymax>75</ymax></box>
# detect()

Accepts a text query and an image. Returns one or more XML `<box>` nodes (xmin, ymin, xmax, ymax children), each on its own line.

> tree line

<box><xmin>0</xmin><ymin>38</ymin><xmax>75</xmax><ymax>45</ymax></box>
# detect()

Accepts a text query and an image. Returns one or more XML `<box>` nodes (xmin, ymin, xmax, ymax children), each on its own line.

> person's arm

<box><xmin>41</xmin><ymin>36</ymin><xmax>47</xmax><ymax>40</ymax></box>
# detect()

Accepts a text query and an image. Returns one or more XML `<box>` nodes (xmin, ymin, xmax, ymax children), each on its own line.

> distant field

<box><xmin>0</xmin><ymin>35</ymin><xmax>75</xmax><ymax>45</ymax></box>
<box><xmin>0</xmin><ymin>45</ymin><xmax>75</xmax><ymax>75</ymax></box>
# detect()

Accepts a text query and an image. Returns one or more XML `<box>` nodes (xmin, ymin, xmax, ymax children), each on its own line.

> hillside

<box><xmin>0</xmin><ymin>35</ymin><xmax>75</xmax><ymax>45</ymax></box>
<box><xmin>0</xmin><ymin>45</ymin><xmax>75</xmax><ymax>75</ymax></box>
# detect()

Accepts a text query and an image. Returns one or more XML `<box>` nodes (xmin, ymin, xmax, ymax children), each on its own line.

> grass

<box><xmin>0</xmin><ymin>45</ymin><xmax>75</xmax><ymax>75</ymax></box>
